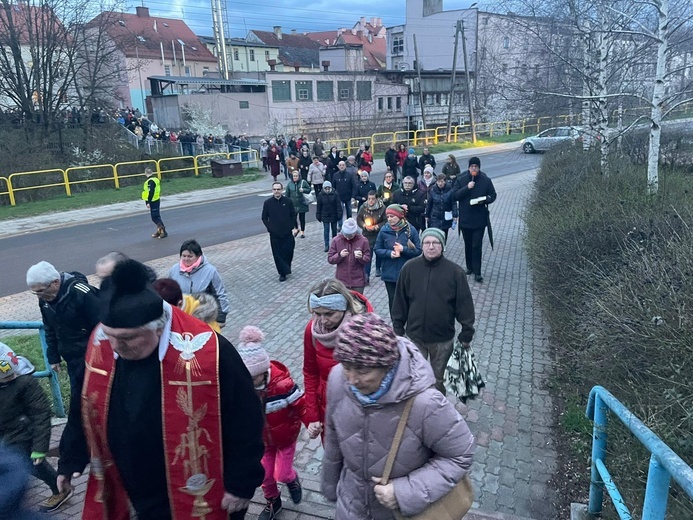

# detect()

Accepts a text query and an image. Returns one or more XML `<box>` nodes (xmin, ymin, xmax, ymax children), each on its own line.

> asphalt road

<box><xmin>1</xmin><ymin>148</ymin><xmax>540</xmax><ymax>297</ymax></box>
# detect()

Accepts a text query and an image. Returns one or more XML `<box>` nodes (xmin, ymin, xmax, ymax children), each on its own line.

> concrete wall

<box><xmin>150</xmin><ymin>92</ymin><xmax>269</xmax><ymax>134</ymax></box>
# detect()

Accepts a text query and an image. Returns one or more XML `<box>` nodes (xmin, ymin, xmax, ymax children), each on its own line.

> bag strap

<box><xmin>382</xmin><ymin>396</ymin><xmax>415</xmax><ymax>484</ymax></box>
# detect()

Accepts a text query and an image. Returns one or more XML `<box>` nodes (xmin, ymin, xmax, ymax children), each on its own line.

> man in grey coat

<box><xmin>391</xmin><ymin>228</ymin><xmax>475</xmax><ymax>394</ymax></box>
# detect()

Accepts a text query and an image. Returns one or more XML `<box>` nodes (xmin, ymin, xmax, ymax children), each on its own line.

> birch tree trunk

<box><xmin>647</xmin><ymin>0</ymin><xmax>669</xmax><ymax>195</ymax></box>
<box><xmin>597</xmin><ymin>8</ymin><xmax>610</xmax><ymax>176</ymax></box>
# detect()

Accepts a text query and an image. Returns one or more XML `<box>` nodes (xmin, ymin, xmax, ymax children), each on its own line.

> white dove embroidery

<box><xmin>170</xmin><ymin>332</ymin><xmax>213</xmax><ymax>360</ymax></box>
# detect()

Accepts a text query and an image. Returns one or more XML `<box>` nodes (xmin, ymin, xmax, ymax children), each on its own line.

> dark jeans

<box><xmin>269</xmin><ymin>234</ymin><xmax>295</xmax><ymax>276</ymax></box>
<box><xmin>385</xmin><ymin>281</ymin><xmax>397</xmax><ymax>314</ymax></box>
<box><xmin>461</xmin><ymin>226</ymin><xmax>486</xmax><ymax>275</ymax></box>
<box><xmin>148</xmin><ymin>200</ymin><xmax>164</xmax><ymax>227</ymax></box>
<box><xmin>294</xmin><ymin>212</ymin><xmax>306</xmax><ymax>232</ymax></box>
<box><xmin>230</xmin><ymin>509</ymin><xmax>248</xmax><ymax>519</ymax></box>
<box><xmin>323</xmin><ymin>221</ymin><xmax>338</xmax><ymax>248</ymax></box>
<box><xmin>313</xmin><ymin>184</ymin><xmax>323</xmax><ymax>197</ymax></box>
<box><xmin>13</xmin><ymin>443</ymin><xmax>59</xmax><ymax>494</ymax></box>
<box><xmin>337</xmin><ymin>200</ymin><xmax>352</xmax><ymax>229</ymax></box>
<box><xmin>262</xmin><ymin>157</ymin><xmax>268</xmax><ymax>171</ymax></box>
<box><xmin>364</xmin><ymin>244</ymin><xmax>379</xmax><ymax>280</ymax></box>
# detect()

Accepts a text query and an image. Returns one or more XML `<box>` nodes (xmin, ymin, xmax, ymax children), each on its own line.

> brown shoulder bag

<box><xmin>382</xmin><ymin>397</ymin><xmax>474</xmax><ymax>520</ymax></box>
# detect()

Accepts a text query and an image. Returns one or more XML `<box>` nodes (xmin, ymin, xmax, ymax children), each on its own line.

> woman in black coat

<box><xmin>316</xmin><ymin>181</ymin><xmax>343</xmax><ymax>252</ymax></box>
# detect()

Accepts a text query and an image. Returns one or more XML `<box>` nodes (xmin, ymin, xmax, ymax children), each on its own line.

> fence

<box><xmin>586</xmin><ymin>386</ymin><xmax>693</xmax><ymax>519</ymax></box>
<box><xmin>0</xmin><ymin>149</ymin><xmax>260</xmax><ymax>206</ymax></box>
<box><xmin>0</xmin><ymin>321</ymin><xmax>65</xmax><ymax>417</ymax></box>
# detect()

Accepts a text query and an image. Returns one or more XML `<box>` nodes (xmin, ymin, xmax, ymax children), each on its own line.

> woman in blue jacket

<box><xmin>426</xmin><ymin>174</ymin><xmax>459</xmax><ymax>241</ymax></box>
<box><xmin>374</xmin><ymin>204</ymin><xmax>422</xmax><ymax>313</ymax></box>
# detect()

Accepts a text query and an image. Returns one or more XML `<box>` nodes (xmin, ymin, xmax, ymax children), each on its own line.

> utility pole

<box><xmin>413</xmin><ymin>34</ymin><xmax>427</xmax><ymax>132</ymax></box>
<box><xmin>211</xmin><ymin>0</ymin><xmax>230</xmax><ymax>79</ymax></box>
<box><xmin>446</xmin><ymin>21</ymin><xmax>461</xmax><ymax>143</ymax></box>
<box><xmin>460</xmin><ymin>19</ymin><xmax>476</xmax><ymax>143</ymax></box>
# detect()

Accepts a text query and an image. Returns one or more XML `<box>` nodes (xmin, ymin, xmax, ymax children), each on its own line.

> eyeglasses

<box><xmin>422</xmin><ymin>241</ymin><xmax>442</xmax><ymax>248</ymax></box>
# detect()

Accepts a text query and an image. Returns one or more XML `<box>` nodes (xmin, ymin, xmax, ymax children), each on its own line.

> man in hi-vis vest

<box><xmin>142</xmin><ymin>167</ymin><xmax>168</xmax><ymax>238</ymax></box>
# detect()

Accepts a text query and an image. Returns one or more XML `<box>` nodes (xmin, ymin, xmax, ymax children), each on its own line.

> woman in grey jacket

<box><xmin>168</xmin><ymin>239</ymin><xmax>230</xmax><ymax>326</ymax></box>
<box><xmin>322</xmin><ymin>313</ymin><xmax>475</xmax><ymax>520</ymax></box>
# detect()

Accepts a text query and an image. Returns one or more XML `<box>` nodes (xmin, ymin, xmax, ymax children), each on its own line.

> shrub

<box><xmin>525</xmin><ymin>146</ymin><xmax>693</xmax><ymax>518</ymax></box>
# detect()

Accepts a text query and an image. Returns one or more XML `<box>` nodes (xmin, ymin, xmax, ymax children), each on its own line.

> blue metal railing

<box><xmin>586</xmin><ymin>386</ymin><xmax>693</xmax><ymax>519</ymax></box>
<box><xmin>0</xmin><ymin>321</ymin><xmax>65</xmax><ymax>417</ymax></box>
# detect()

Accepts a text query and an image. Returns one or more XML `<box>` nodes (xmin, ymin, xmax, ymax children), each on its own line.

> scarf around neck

<box><xmin>390</xmin><ymin>219</ymin><xmax>407</xmax><ymax>233</ymax></box>
<box><xmin>179</xmin><ymin>256</ymin><xmax>203</xmax><ymax>273</ymax></box>
<box><xmin>349</xmin><ymin>360</ymin><xmax>400</xmax><ymax>406</ymax></box>
<box><xmin>311</xmin><ymin>311</ymin><xmax>353</xmax><ymax>349</ymax></box>
<box><xmin>365</xmin><ymin>198</ymin><xmax>383</xmax><ymax>211</ymax></box>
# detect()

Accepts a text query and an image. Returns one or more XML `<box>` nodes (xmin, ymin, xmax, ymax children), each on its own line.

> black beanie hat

<box><xmin>102</xmin><ymin>259</ymin><xmax>163</xmax><ymax>328</ymax></box>
<box><xmin>468</xmin><ymin>156</ymin><xmax>481</xmax><ymax>167</ymax></box>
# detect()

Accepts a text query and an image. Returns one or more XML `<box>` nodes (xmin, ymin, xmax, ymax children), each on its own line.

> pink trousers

<box><xmin>261</xmin><ymin>442</ymin><xmax>298</xmax><ymax>499</ymax></box>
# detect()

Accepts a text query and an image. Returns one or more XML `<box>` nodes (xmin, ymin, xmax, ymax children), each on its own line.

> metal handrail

<box><xmin>0</xmin><ymin>321</ymin><xmax>65</xmax><ymax>417</ymax></box>
<box><xmin>586</xmin><ymin>386</ymin><xmax>693</xmax><ymax>519</ymax></box>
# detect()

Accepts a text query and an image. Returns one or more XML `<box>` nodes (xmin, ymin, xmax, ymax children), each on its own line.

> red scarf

<box><xmin>81</xmin><ymin>307</ymin><xmax>225</xmax><ymax>519</ymax></box>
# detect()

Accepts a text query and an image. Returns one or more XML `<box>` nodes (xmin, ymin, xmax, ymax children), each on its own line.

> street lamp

<box><xmin>118</xmin><ymin>20</ymin><xmax>146</xmax><ymax>114</ymax></box>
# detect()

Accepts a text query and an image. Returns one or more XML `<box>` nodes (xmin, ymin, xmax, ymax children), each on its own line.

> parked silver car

<box><xmin>521</xmin><ymin>127</ymin><xmax>581</xmax><ymax>153</ymax></box>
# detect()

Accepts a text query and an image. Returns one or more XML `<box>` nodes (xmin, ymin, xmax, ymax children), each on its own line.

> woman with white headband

<box><xmin>302</xmin><ymin>278</ymin><xmax>372</xmax><ymax>442</ymax></box>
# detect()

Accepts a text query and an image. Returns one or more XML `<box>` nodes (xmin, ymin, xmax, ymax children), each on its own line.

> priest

<box><xmin>57</xmin><ymin>259</ymin><xmax>264</xmax><ymax>519</ymax></box>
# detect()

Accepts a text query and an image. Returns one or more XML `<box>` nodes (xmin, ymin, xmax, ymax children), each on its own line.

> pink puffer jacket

<box><xmin>321</xmin><ymin>338</ymin><xmax>475</xmax><ymax>519</ymax></box>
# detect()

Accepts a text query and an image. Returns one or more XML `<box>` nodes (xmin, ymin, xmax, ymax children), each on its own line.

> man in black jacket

<box><xmin>392</xmin><ymin>176</ymin><xmax>426</xmax><ymax>231</ymax></box>
<box><xmin>384</xmin><ymin>143</ymin><xmax>399</xmax><ymax>179</ymax></box>
<box><xmin>331</xmin><ymin>160</ymin><xmax>357</xmax><ymax>226</ymax></box>
<box><xmin>262</xmin><ymin>182</ymin><xmax>297</xmax><ymax>281</ymax></box>
<box><xmin>316</xmin><ymin>181</ymin><xmax>342</xmax><ymax>252</ymax></box>
<box><xmin>391</xmin><ymin>228</ymin><xmax>475</xmax><ymax>394</ymax></box>
<box><xmin>418</xmin><ymin>147</ymin><xmax>436</xmax><ymax>172</ymax></box>
<box><xmin>450</xmin><ymin>156</ymin><xmax>497</xmax><ymax>283</ymax></box>
<box><xmin>26</xmin><ymin>261</ymin><xmax>101</xmax><ymax>394</ymax></box>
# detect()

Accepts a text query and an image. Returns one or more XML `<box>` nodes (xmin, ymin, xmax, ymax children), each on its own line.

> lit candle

<box><xmin>365</xmin><ymin>218</ymin><xmax>373</xmax><ymax>227</ymax></box>
<box><xmin>384</xmin><ymin>192</ymin><xmax>390</xmax><ymax>200</ymax></box>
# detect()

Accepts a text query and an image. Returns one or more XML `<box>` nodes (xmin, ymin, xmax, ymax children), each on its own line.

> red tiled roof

<box><xmin>89</xmin><ymin>9</ymin><xmax>217</xmax><ymax>63</ymax></box>
<box><xmin>0</xmin><ymin>4</ymin><xmax>65</xmax><ymax>46</ymax></box>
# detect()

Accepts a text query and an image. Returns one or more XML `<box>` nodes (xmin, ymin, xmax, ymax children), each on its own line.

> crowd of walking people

<box><xmin>3</xmin><ymin>143</ymin><xmax>497</xmax><ymax>520</ymax></box>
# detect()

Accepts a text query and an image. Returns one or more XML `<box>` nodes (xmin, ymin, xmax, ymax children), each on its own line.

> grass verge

<box><xmin>0</xmin><ymin>170</ymin><xmax>263</xmax><ymax>221</ymax></box>
<box><xmin>3</xmin><ymin>334</ymin><xmax>71</xmax><ymax>414</ymax></box>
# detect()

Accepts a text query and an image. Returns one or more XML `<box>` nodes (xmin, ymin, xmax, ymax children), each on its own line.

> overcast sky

<box><xmin>137</xmin><ymin>0</ymin><xmax>488</xmax><ymax>37</ymax></box>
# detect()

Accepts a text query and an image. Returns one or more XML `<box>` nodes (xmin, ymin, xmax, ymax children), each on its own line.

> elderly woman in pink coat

<box><xmin>321</xmin><ymin>313</ymin><xmax>475</xmax><ymax>519</ymax></box>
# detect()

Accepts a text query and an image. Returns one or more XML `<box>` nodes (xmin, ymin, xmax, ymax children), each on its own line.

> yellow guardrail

<box><xmin>0</xmin><ymin>176</ymin><xmax>13</xmax><ymax>206</ymax></box>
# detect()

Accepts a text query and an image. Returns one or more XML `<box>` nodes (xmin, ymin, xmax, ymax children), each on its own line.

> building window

<box><xmin>387</xmin><ymin>97</ymin><xmax>393</xmax><ymax>111</ymax></box>
<box><xmin>424</xmin><ymin>93</ymin><xmax>434</xmax><ymax>105</ymax></box>
<box><xmin>392</xmin><ymin>35</ymin><xmax>404</xmax><ymax>54</ymax></box>
<box><xmin>249</xmin><ymin>49</ymin><xmax>255</xmax><ymax>61</ymax></box>
<box><xmin>272</xmin><ymin>80</ymin><xmax>291</xmax><ymax>102</ymax></box>
<box><xmin>234</xmin><ymin>49</ymin><xmax>239</xmax><ymax>60</ymax></box>
<box><xmin>396</xmin><ymin>97</ymin><xmax>402</xmax><ymax>111</ymax></box>
<box><xmin>481</xmin><ymin>47</ymin><xmax>487</xmax><ymax>60</ymax></box>
<box><xmin>317</xmin><ymin>81</ymin><xmax>333</xmax><ymax>101</ymax></box>
<box><xmin>503</xmin><ymin>36</ymin><xmax>509</xmax><ymax>49</ymax></box>
<box><xmin>501</xmin><ymin>63</ymin><xmax>507</xmax><ymax>74</ymax></box>
<box><xmin>356</xmin><ymin>81</ymin><xmax>371</xmax><ymax>100</ymax></box>
<box><xmin>482</xmin><ymin>17</ymin><xmax>489</xmax><ymax>25</ymax></box>
<box><xmin>184</xmin><ymin>66</ymin><xmax>191</xmax><ymax>76</ymax></box>
<box><xmin>435</xmin><ymin>93</ymin><xmax>442</xmax><ymax>105</ymax></box>
<box><xmin>338</xmin><ymin>81</ymin><xmax>353</xmax><ymax>100</ymax></box>
<box><xmin>164</xmin><ymin>65</ymin><xmax>171</xmax><ymax>76</ymax></box>
<box><xmin>378</xmin><ymin>97</ymin><xmax>383</xmax><ymax>111</ymax></box>
<box><xmin>265</xmin><ymin>50</ymin><xmax>270</xmax><ymax>60</ymax></box>
<box><xmin>239</xmin><ymin>101</ymin><xmax>249</xmax><ymax>109</ymax></box>
<box><xmin>295</xmin><ymin>80</ymin><xmax>313</xmax><ymax>101</ymax></box>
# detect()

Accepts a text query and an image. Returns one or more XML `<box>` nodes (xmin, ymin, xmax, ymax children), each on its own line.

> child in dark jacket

<box><xmin>237</xmin><ymin>327</ymin><xmax>307</xmax><ymax>520</ymax></box>
<box><xmin>0</xmin><ymin>342</ymin><xmax>72</xmax><ymax>512</ymax></box>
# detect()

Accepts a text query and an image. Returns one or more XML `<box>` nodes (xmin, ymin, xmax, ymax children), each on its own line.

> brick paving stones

<box><xmin>6</xmin><ymin>167</ymin><xmax>557</xmax><ymax>520</ymax></box>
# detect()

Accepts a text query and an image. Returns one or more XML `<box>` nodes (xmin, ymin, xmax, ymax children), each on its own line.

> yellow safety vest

<box><xmin>141</xmin><ymin>176</ymin><xmax>161</xmax><ymax>202</ymax></box>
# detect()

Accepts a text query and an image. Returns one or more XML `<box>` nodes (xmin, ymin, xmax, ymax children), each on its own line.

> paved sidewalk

<box><xmin>6</xmin><ymin>167</ymin><xmax>557</xmax><ymax>519</ymax></box>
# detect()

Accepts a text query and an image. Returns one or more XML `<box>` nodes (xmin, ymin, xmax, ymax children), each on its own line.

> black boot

<box><xmin>158</xmin><ymin>226</ymin><xmax>168</xmax><ymax>238</ymax></box>
<box><xmin>151</xmin><ymin>227</ymin><xmax>161</xmax><ymax>238</ymax></box>
<box><xmin>258</xmin><ymin>496</ymin><xmax>282</xmax><ymax>520</ymax></box>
